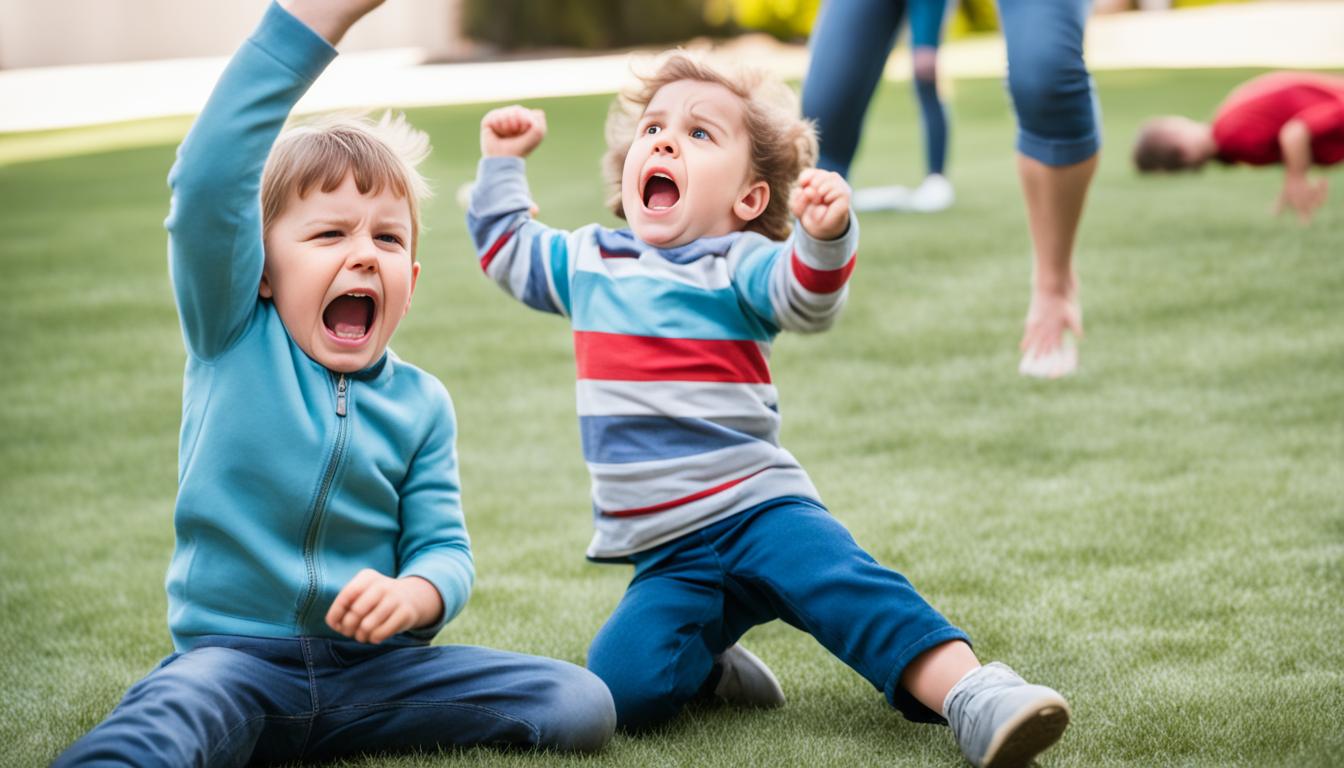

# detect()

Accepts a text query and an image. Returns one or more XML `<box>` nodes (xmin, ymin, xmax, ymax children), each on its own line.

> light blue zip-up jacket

<box><xmin>162</xmin><ymin>2</ymin><xmax>473</xmax><ymax>651</ymax></box>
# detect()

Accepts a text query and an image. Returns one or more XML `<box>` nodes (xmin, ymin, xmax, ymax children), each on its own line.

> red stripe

<box><xmin>479</xmin><ymin>230</ymin><xmax>514</xmax><ymax>272</ymax></box>
<box><xmin>574</xmin><ymin>331</ymin><xmax>771</xmax><ymax>384</ymax></box>
<box><xmin>790</xmin><ymin>250</ymin><xmax>856</xmax><ymax>294</ymax></box>
<box><xmin>599</xmin><ymin>247</ymin><xmax>638</xmax><ymax>260</ymax></box>
<box><xmin>601</xmin><ymin>468</ymin><xmax>768</xmax><ymax>517</ymax></box>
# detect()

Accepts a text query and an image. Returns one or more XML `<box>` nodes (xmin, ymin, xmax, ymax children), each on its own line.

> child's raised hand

<box><xmin>325</xmin><ymin>568</ymin><xmax>443</xmax><ymax>644</ymax></box>
<box><xmin>481</xmin><ymin>106</ymin><xmax>547</xmax><ymax>158</ymax></box>
<box><xmin>790</xmin><ymin>169</ymin><xmax>851</xmax><ymax>241</ymax></box>
<box><xmin>281</xmin><ymin>0</ymin><xmax>387</xmax><ymax>45</ymax></box>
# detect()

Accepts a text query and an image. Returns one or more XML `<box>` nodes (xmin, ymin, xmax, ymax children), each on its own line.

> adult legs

<box><xmin>53</xmin><ymin>639</ymin><xmax>310</xmax><ymax>768</ymax></box>
<box><xmin>909</xmin><ymin>0</ymin><xmax>951</xmax><ymax>178</ymax></box>
<box><xmin>999</xmin><ymin>0</ymin><xmax>1099</xmax><ymax>372</ymax></box>
<box><xmin>304</xmin><ymin>640</ymin><xmax>615</xmax><ymax>757</ymax></box>
<box><xmin>801</xmin><ymin>0</ymin><xmax>906</xmax><ymax>178</ymax></box>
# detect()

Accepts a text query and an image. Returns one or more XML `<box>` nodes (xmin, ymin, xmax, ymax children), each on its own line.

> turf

<box><xmin>1</xmin><ymin>67</ymin><xmax>1341</xmax><ymax>767</ymax></box>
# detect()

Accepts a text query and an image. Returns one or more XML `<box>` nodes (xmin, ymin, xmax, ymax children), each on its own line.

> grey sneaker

<box><xmin>945</xmin><ymin>662</ymin><xmax>1070</xmax><ymax>768</ymax></box>
<box><xmin>713</xmin><ymin>644</ymin><xmax>785</xmax><ymax>709</ymax></box>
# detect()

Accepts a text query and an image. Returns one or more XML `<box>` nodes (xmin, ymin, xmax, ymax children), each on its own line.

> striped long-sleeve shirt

<box><xmin>468</xmin><ymin>156</ymin><xmax>859</xmax><ymax>560</ymax></box>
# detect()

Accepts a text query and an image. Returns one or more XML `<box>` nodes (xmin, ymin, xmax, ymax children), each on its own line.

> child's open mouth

<box><xmin>322</xmin><ymin>293</ymin><xmax>376</xmax><ymax>343</ymax></box>
<box><xmin>642</xmin><ymin>172</ymin><xmax>680</xmax><ymax>211</ymax></box>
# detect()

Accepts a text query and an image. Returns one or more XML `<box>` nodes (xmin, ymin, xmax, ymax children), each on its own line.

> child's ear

<box><xmin>733</xmin><ymin>180</ymin><xmax>770</xmax><ymax>223</ymax></box>
<box><xmin>404</xmin><ymin>262</ymin><xmax>422</xmax><ymax>314</ymax></box>
<box><xmin>258</xmin><ymin>270</ymin><xmax>274</xmax><ymax>299</ymax></box>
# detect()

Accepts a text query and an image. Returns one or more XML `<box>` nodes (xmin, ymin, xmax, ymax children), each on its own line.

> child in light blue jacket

<box><xmin>55</xmin><ymin>2</ymin><xmax>613</xmax><ymax>765</ymax></box>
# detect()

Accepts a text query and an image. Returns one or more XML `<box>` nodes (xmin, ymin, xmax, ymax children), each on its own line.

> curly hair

<box><xmin>602</xmin><ymin>51</ymin><xmax>818</xmax><ymax>241</ymax></box>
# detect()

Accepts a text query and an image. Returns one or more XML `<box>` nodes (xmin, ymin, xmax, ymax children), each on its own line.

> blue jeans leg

<box><xmin>715</xmin><ymin>499</ymin><xmax>970</xmax><ymax>723</ymax></box>
<box><xmin>999</xmin><ymin>0</ymin><xmax>1100</xmax><ymax>165</ymax></box>
<box><xmin>588</xmin><ymin>498</ymin><xmax>970</xmax><ymax>730</ymax></box>
<box><xmin>802</xmin><ymin>0</ymin><xmax>907</xmax><ymax>178</ymax></box>
<box><xmin>56</xmin><ymin>636</ymin><xmax>615</xmax><ymax>765</ymax></box>
<box><xmin>53</xmin><ymin>639</ymin><xmax>312</xmax><ymax>767</ymax></box>
<box><xmin>586</xmin><ymin>539</ymin><xmax>728</xmax><ymax>731</ymax></box>
<box><xmin>304</xmin><ymin>639</ymin><xmax>615</xmax><ymax>756</ymax></box>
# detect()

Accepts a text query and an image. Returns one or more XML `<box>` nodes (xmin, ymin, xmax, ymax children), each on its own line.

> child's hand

<box><xmin>481</xmin><ymin>106</ymin><xmax>547</xmax><ymax>158</ymax></box>
<box><xmin>325</xmin><ymin>569</ymin><xmax>443</xmax><ymax>644</ymax></box>
<box><xmin>790</xmin><ymin>169</ymin><xmax>851</xmax><ymax>241</ymax></box>
<box><xmin>281</xmin><ymin>0</ymin><xmax>386</xmax><ymax>45</ymax></box>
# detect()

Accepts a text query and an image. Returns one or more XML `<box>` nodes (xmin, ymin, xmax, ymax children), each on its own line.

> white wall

<box><xmin>0</xmin><ymin>0</ymin><xmax>464</xmax><ymax>69</ymax></box>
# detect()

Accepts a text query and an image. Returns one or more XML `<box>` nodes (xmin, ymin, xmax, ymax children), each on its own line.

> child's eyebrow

<box><xmin>687</xmin><ymin>107</ymin><xmax>731</xmax><ymax>137</ymax></box>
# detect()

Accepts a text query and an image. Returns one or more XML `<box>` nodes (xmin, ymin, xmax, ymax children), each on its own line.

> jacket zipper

<box><xmin>296</xmin><ymin>372</ymin><xmax>349</xmax><ymax>630</ymax></box>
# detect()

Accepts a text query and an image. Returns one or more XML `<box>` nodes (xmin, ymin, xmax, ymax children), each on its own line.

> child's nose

<box><xmin>347</xmin><ymin>241</ymin><xmax>380</xmax><ymax>272</ymax></box>
<box><xmin>653</xmin><ymin>136</ymin><xmax>678</xmax><ymax>157</ymax></box>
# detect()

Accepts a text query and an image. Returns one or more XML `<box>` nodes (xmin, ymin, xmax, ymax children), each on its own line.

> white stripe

<box><xmin>576</xmin><ymin>379</ymin><xmax>779</xmax><ymax>418</ymax></box>
<box><xmin>769</xmin><ymin>255</ymin><xmax>847</xmax><ymax>333</ymax></box>
<box><xmin>586</xmin><ymin>463</ymin><xmax>820</xmax><ymax>559</ymax></box>
<box><xmin>572</xmin><ymin>241</ymin><xmax>734</xmax><ymax>291</ymax></box>
<box><xmin>588</xmin><ymin>441</ymin><xmax>783</xmax><ymax>512</ymax></box>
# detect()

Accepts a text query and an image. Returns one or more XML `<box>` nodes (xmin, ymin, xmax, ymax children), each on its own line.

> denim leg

<box><xmin>712</xmin><ymin>499</ymin><xmax>970</xmax><ymax>724</ymax></box>
<box><xmin>802</xmin><ymin>0</ymin><xmax>906</xmax><ymax>177</ymax></box>
<box><xmin>909</xmin><ymin>0</ymin><xmax>950</xmax><ymax>175</ymax></box>
<box><xmin>301</xmin><ymin>640</ymin><xmax>615</xmax><ymax>757</ymax></box>
<box><xmin>998</xmin><ymin>0</ymin><xmax>1100</xmax><ymax>165</ymax></box>
<box><xmin>586</xmin><ymin>537</ymin><xmax>731</xmax><ymax>731</ymax></box>
<box><xmin>53</xmin><ymin>639</ymin><xmax>311</xmax><ymax>767</ymax></box>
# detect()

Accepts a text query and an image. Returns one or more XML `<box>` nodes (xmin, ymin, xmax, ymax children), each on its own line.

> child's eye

<box><xmin>315</xmin><ymin>230</ymin><xmax>343</xmax><ymax>239</ymax></box>
<box><xmin>376</xmin><ymin>234</ymin><xmax>404</xmax><ymax>246</ymax></box>
<box><xmin>690</xmin><ymin>128</ymin><xmax>710</xmax><ymax>140</ymax></box>
<box><xmin>644</xmin><ymin>124</ymin><xmax>661</xmax><ymax>135</ymax></box>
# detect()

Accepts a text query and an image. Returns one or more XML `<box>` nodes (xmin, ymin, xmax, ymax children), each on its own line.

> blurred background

<box><xmin>0</xmin><ymin>0</ymin><xmax>1242</xmax><ymax>69</ymax></box>
<box><xmin>2</xmin><ymin>0</ymin><xmax>1340</xmax><ymax>137</ymax></box>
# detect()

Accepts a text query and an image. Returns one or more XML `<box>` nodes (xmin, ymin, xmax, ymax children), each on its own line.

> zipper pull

<box><xmin>336</xmin><ymin>374</ymin><xmax>348</xmax><ymax>417</ymax></box>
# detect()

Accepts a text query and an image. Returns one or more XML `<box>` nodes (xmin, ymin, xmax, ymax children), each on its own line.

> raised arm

<box><xmin>733</xmin><ymin>169</ymin><xmax>859</xmax><ymax>334</ymax></box>
<box><xmin>466</xmin><ymin>106</ymin><xmax>574</xmax><ymax>317</ymax></box>
<box><xmin>165</xmin><ymin>2</ymin><xmax>381</xmax><ymax>360</ymax></box>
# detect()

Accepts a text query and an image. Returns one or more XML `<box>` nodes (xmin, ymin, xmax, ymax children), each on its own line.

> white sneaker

<box><xmin>908</xmin><ymin>173</ymin><xmax>955</xmax><ymax>212</ymax></box>
<box><xmin>853</xmin><ymin>184</ymin><xmax>913</xmax><ymax>213</ymax></box>
<box><xmin>945</xmin><ymin>663</ymin><xmax>1070</xmax><ymax>768</ymax></box>
<box><xmin>713</xmin><ymin>644</ymin><xmax>785</xmax><ymax>709</ymax></box>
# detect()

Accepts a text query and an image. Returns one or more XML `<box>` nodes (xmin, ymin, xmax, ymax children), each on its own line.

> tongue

<box><xmin>645</xmin><ymin>177</ymin><xmax>679</xmax><ymax>209</ymax></box>
<box><xmin>324</xmin><ymin>296</ymin><xmax>371</xmax><ymax>339</ymax></box>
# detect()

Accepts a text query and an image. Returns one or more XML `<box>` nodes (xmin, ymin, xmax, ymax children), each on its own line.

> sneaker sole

<box><xmin>981</xmin><ymin>696</ymin><xmax>1071</xmax><ymax>768</ymax></box>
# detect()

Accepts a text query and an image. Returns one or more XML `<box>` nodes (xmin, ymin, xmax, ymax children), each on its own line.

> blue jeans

<box><xmin>803</xmin><ymin>0</ymin><xmax>1099</xmax><ymax>172</ymax></box>
<box><xmin>55</xmin><ymin>636</ymin><xmax>615</xmax><ymax>766</ymax></box>
<box><xmin>803</xmin><ymin>0</ymin><xmax>952</xmax><ymax>177</ymax></box>
<box><xmin>586</xmin><ymin>497</ymin><xmax>969</xmax><ymax>731</ymax></box>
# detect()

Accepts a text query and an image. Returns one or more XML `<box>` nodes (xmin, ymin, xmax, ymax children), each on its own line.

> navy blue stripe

<box><xmin>579</xmin><ymin>415</ymin><xmax>758</xmax><ymax>464</ymax></box>
<box><xmin>520</xmin><ymin>233</ymin><xmax>560</xmax><ymax>314</ymax></box>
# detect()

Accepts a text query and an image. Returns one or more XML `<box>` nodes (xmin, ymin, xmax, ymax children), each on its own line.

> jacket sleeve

<box><xmin>164</xmin><ymin>2</ymin><xmax>337</xmax><ymax>361</ymax></box>
<box><xmin>397</xmin><ymin>387</ymin><xmax>475</xmax><ymax>639</ymax></box>
<box><xmin>465</xmin><ymin>156</ymin><xmax>574</xmax><ymax>317</ymax></box>
<box><xmin>730</xmin><ymin>213</ymin><xmax>860</xmax><ymax>334</ymax></box>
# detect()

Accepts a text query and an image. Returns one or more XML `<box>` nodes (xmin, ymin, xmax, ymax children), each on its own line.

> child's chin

<box><xmin>633</xmin><ymin>223</ymin><xmax>690</xmax><ymax>249</ymax></box>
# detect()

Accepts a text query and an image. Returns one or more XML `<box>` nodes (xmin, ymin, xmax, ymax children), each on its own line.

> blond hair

<box><xmin>602</xmin><ymin>51</ymin><xmax>818</xmax><ymax>241</ymax></box>
<box><xmin>262</xmin><ymin>112</ymin><xmax>432</xmax><ymax>255</ymax></box>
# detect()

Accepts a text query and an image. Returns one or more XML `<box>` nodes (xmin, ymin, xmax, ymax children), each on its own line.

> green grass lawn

<box><xmin>2</xmin><ymin>67</ymin><xmax>1341</xmax><ymax>767</ymax></box>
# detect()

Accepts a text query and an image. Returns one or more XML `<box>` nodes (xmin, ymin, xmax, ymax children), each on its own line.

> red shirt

<box><xmin>1212</xmin><ymin>72</ymin><xmax>1344</xmax><ymax>166</ymax></box>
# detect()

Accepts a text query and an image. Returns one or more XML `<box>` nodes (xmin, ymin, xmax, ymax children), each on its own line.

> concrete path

<box><xmin>1</xmin><ymin>1</ymin><xmax>1341</xmax><ymax>134</ymax></box>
